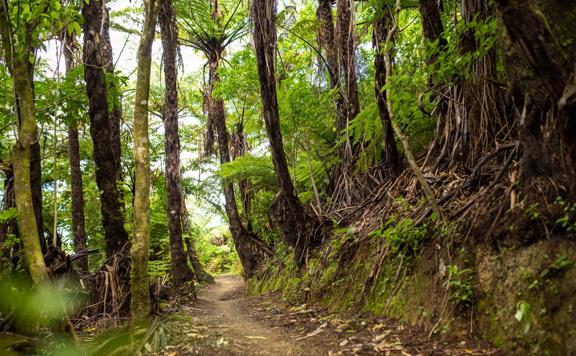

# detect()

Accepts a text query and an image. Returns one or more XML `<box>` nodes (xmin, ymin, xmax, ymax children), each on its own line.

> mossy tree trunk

<box><xmin>159</xmin><ymin>0</ymin><xmax>195</xmax><ymax>286</ymax></box>
<box><xmin>131</xmin><ymin>0</ymin><xmax>158</xmax><ymax>324</ymax></box>
<box><xmin>0</xmin><ymin>7</ymin><xmax>47</xmax><ymax>284</ymax></box>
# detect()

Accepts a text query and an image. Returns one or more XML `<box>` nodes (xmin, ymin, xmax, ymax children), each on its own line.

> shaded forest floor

<box><xmin>159</xmin><ymin>275</ymin><xmax>500</xmax><ymax>355</ymax></box>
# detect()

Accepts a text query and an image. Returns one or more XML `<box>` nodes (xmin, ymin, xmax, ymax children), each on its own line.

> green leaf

<box><xmin>0</xmin><ymin>208</ymin><xmax>16</xmax><ymax>223</ymax></box>
<box><xmin>514</xmin><ymin>301</ymin><xmax>531</xmax><ymax>322</ymax></box>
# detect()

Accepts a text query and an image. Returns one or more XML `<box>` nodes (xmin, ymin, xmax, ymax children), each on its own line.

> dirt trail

<box><xmin>163</xmin><ymin>275</ymin><xmax>499</xmax><ymax>355</ymax></box>
<box><xmin>196</xmin><ymin>275</ymin><xmax>321</xmax><ymax>355</ymax></box>
<box><xmin>164</xmin><ymin>275</ymin><xmax>327</xmax><ymax>355</ymax></box>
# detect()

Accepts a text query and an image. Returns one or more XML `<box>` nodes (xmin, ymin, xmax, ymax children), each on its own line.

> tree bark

<box><xmin>62</xmin><ymin>32</ymin><xmax>88</xmax><ymax>272</ymax></box>
<box><xmin>231</xmin><ymin>122</ymin><xmax>253</xmax><ymax>230</ymax></box>
<box><xmin>316</xmin><ymin>0</ymin><xmax>338</xmax><ymax>88</ymax></box>
<box><xmin>418</xmin><ymin>0</ymin><xmax>445</xmax><ymax>65</ymax></box>
<box><xmin>131</xmin><ymin>0</ymin><xmax>158</xmax><ymax>324</ymax></box>
<box><xmin>0</xmin><ymin>4</ymin><xmax>48</xmax><ymax>284</ymax></box>
<box><xmin>252</xmin><ymin>0</ymin><xmax>321</xmax><ymax>264</ymax></box>
<box><xmin>373</xmin><ymin>9</ymin><xmax>402</xmax><ymax>174</ymax></box>
<box><xmin>101</xmin><ymin>4</ymin><xmax>123</xmax><ymax>183</ymax></box>
<box><xmin>30</xmin><ymin>141</ymin><xmax>46</xmax><ymax>253</ymax></box>
<box><xmin>0</xmin><ymin>161</ymin><xmax>16</xmax><ymax>261</ymax></box>
<box><xmin>335</xmin><ymin>0</ymin><xmax>360</xmax><ymax>135</ymax></box>
<box><xmin>82</xmin><ymin>0</ymin><xmax>129</xmax><ymax>257</ymax></box>
<box><xmin>159</xmin><ymin>0</ymin><xmax>195</xmax><ymax>286</ymax></box>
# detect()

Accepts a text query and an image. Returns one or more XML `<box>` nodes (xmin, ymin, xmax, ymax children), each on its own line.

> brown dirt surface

<box><xmin>160</xmin><ymin>275</ymin><xmax>501</xmax><ymax>355</ymax></box>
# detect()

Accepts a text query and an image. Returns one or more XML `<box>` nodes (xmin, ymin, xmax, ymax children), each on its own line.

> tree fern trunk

<box><xmin>159</xmin><ymin>0</ymin><xmax>195</xmax><ymax>286</ymax></box>
<box><xmin>62</xmin><ymin>32</ymin><xmax>88</xmax><ymax>272</ymax></box>
<box><xmin>252</xmin><ymin>0</ymin><xmax>320</xmax><ymax>264</ymax></box>
<box><xmin>373</xmin><ymin>9</ymin><xmax>402</xmax><ymax>174</ymax></box>
<box><xmin>82</xmin><ymin>0</ymin><xmax>129</xmax><ymax>257</ymax></box>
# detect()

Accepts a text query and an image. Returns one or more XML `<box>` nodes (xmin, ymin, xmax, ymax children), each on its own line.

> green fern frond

<box><xmin>218</xmin><ymin>154</ymin><xmax>277</xmax><ymax>191</ymax></box>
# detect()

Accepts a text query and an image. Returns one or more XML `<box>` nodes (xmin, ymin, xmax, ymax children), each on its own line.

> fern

<box><xmin>218</xmin><ymin>155</ymin><xmax>277</xmax><ymax>191</ymax></box>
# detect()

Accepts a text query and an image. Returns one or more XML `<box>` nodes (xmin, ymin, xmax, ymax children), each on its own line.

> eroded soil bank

<box><xmin>160</xmin><ymin>275</ymin><xmax>499</xmax><ymax>355</ymax></box>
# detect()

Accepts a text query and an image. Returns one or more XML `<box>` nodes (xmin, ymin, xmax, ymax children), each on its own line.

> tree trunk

<box><xmin>12</xmin><ymin>67</ymin><xmax>48</xmax><ymax>285</ymax></box>
<box><xmin>180</xmin><ymin>194</ymin><xmax>214</xmax><ymax>284</ymax></box>
<box><xmin>131</xmin><ymin>0</ymin><xmax>158</xmax><ymax>324</ymax></box>
<box><xmin>210</xmin><ymin>60</ymin><xmax>270</xmax><ymax>276</ymax></box>
<box><xmin>0</xmin><ymin>5</ymin><xmax>48</xmax><ymax>284</ymax></box>
<box><xmin>373</xmin><ymin>9</ymin><xmax>402</xmax><ymax>174</ymax></box>
<box><xmin>30</xmin><ymin>141</ymin><xmax>46</xmax><ymax>253</ymax></box>
<box><xmin>101</xmin><ymin>4</ymin><xmax>123</xmax><ymax>184</ymax></box>
<box><xmin>495</xmin><ymin>0</ymin><xmax>576</xmax><ymax>197</ymax></box>
<box><xmin>62</xmin><ymin>32</ymin><xmax>88</xmax><ymax>272</ymax></box>
<box><xmin>335</xmin><ymin>0</ymin><xmax>360</xmax><ymax>137</ymax></box>
<box><xmin>82</xmin><ymin>0</ymin><xmax>129</xmax><ymax>257</ymax></box>
<box><xmin>0</xmin><ymin>161</ymin><xmax>16</xmax><ymax>261</ymax></box>
<box><xmin>231</xmin><ymin>122</ymin><xmax>253</xmax><ymax>230</ymax></box>
<box><xmin>159</xmin><ymin>0</ymin><xmax>195</xmax><ymax>286</ymax></box>
<box><xmin>252</xmin><ymin>0</ymin><xmax>321</xmax><ymax>264</ymax></box>
<box><xmin>330</xmin><ymin>0</ymin><xmax>361</xmax><ymax>205</ymax></box>
<box><xmin>418</xmin><ymin>0</ymin><xmax>446</xmax><ymax>65</ymax></box>
<box><xmin>316</xmin><ymin>0</ymin><xmax>338</xmax><ymax>88</ymax></box>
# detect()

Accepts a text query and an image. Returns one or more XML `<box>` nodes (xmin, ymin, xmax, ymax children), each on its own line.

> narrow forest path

<box><xmin>164</xmin><ymin>275</ymin><xmax>328</xmax><ymax>355</ymax></box>
<box><xmin>161</xmin><ymin>275</ymin><xmax>499</xmax><ymax>355</ymax></box>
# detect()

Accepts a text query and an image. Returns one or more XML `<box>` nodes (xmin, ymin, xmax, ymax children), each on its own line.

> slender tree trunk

<box><xmin>180</xmin><ymin>194</ymin><xmax>214</xmax><ymax>284</ymax></box>
<box><xmin>82</xmin><ymin>0</ymin><xmax>129</xmax><ymax>257</ymax></box>
<box><xmin>131</xmin><ymin>0</ymin><xmax>158</xmax><ymax>324</ymax></box>
<box><xmin>252</xmin><ymin>0</ymin><xmax>321</xmax><ymax>264</ymax></box>
<box><xmin>159</xmin><ymin>0</ymin><xmax>195</xmax><ymax>286</ymax></box>
<box><xmin>0</xmin><ymin>161</ymin><xmax>16</xmax><ymax>261</ymax></box>
<box><xmin>209</xmin><ymin>59</ymin><xmax>270</xmax><ymax>276</ymax></box>
<box><xmin>373</xmin><ymin>9</ymin><xmax>401</xmax><ymax>174</ymax></box>
<box><xmin>61</xmin><ymin>32</ymin><xmax>88</xmax><ymax>272</ymax></box>
<box><xmin>330</xmin><ymin>0</ymin><xmax>361</xmax><ymax>205</ymax></box>
<box><xmin>30</xmin><ymin>141</ymin><xmax>46</xmax><ymax>253</ymax></box>
<box><xmin>231</xmin><ymin>122</ymin><xmax>253</xmax><ymax>230</ymax></box>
